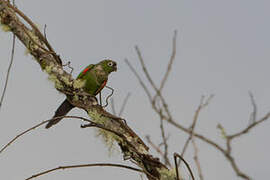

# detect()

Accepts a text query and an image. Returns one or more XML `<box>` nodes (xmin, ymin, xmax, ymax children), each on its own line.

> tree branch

<box><xmin>180</xmin><ymin>95</ymin><xmax>213</xmax><ymax>166</ymax></box>
<box><xmin>0</xmin><ymin>2</ymin><xmax>169</xmax><ymax>179</ymax></box>
<box><xmin>25</xmin><ymin>163</ymin><xmax>149</xmax><ymax>180</ymax></box>
<box><xmin>128</xmin><ymin>30</ymin><xmax>269</xmax><ymax>179</ymax></box>
<box><xmin>0</xmin><ymin>33</ymin><xmax>15</xmax><ymax>111</ymax></box>
<box><xmin>191</xmin><ymin>138</ymin><xmax>204</xmax><ymax>180</ymax></box>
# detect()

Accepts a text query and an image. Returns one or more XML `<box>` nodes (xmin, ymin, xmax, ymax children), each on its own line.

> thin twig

<box><xmin>159</xmin><ymin>30</ymin><xmax>177</xmax><ymax>92</ymax></box>
<box><xmin>0</xmin><ymin>120</ymin><xmax>49</xmax><ymax>154</ymax></box>
<box><xmin>0</xmin><ymin>115</ymin><xmax>114</xmax><ymax>155</ymax></box>
<box><xmin>125</xmin><ymin>59</ymin><xmax>152</xmax><ymax>102</ymax></box>
<box><xmin>135</xmin><ymin>46</ymin><xmax>158</xmax><ymax>91</ymax></box>
<box><xmin>3</xmin><ymin>1</ymin><xmax>62</xmax><ymax>64</ymax></box>
<box><xmin>43</xmin><ymin>24</ymin><xmax>47</xmax><ymax>40</ymax></box>
<box><xmin>62</xmin><ymin>61</ymin><xmax>74</xmax><ymax>74</ymax></box>
<box><xmin>130</xmin><ymin>37</ymin><xmax>261</xmax><ymax>179</ymax></box>
<box><xmin>174</xmin><ymin>153</ymin><xmax>195</xmax><ymax>180</ymax></box>
<box><xmin>159</xmin><ymin>109</ymin><xmax>171</xmax><ymax>167</ymax></box>
<box><xmin>0</xmin><ymin>34</ymin><xmax>16</xmax><ymax>111</ymax></box>
<box><xmin>180</xmin><ymin>95</ymin><xmax>213</xmax><ymax>165</ymax></box>
<box><xmin>191</xmin><ymin>138</ymin><xmax>204</xmax><ymax>180</ymax></box>
<box><xmin>4</xmin><ymin>2</ymin><xmax>55</xmax><ymax>54</ymax></box>
<box><xmin>119</xmin><ymin>92</ymin><xmax>131</xmax><ymax>116</ymax></box>
<box><xmin>25</xmin><ymin>163</ymin><xmax>145</xmax><ymax>180</ymax></box>
<box><xmin>145</xmin><ymin>135</ymin><xmax>172</xmax><ymax>168</ymax></box>
<box><xmin>103</xmin><ymin>85</ymin><xmax>114</xmax><ymax>108</ymax></box>
<box><xmin>248</xmin><ymin>92</ymin><xmax>257</xmax><ymax>123</ymax></box>
<box><xmin>145</xmin><ymin>135</ymin><xmax>164</xmax><ymax>157</ymax></box>
<box><xmin>228</xmin><ymin>111</ymin><xmax>270</xmax><ymax>139</ymax></box>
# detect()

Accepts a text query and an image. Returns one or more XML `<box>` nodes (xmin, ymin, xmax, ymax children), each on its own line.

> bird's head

<box><xmin>100</xmin><ymin>59</ymin><xmax>117</xmax><ymax>74</ymax></box>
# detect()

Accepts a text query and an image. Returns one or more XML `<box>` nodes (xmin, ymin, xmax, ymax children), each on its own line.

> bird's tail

<box><xmin>45</xmin><ymin>99</ymin><xmax>74</xmax><ymax>129</ymax></box>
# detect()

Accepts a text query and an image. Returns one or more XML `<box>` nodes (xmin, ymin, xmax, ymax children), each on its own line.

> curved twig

<box><xmin>0</xmin><ymin>116</ymin><xmax>91</xmax><ymax>154</ymax></box>
<box><xmin>119</xmin><ymin>92</ymin><xmax>131</xmax><ymax>116</ymax></box>
<box><xmin>103</xmin><ymin>85</ymin><xmax>114</xmax><ymax>108</ymax></box>
<box><xmin>0</xmin><ymin>33</ymin><xmax>16</xmax><ymax>111</ymax></box>
<box><xmin>3</xmin><ymin>1</ymin><xmax>62</xmax><ymax>64</ymax></box>
<box><xmin>174</xmin><ymin>153</ymin><xmax>195</xmax><ymax>180</ymax></box>
<box><xmin>25</xmin><ymin>163</ymin><xmax>145</xmax><ymax>180</ymax></box>
<box><xmin>0</xmin><ymin>120</ymin><xmax>49</xmax><ymax>154</ymax></box>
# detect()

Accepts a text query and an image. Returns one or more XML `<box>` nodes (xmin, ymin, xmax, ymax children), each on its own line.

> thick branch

<box><xmin>0</xmin><ymin>2</ymin><xmax>169</xmax><ymax>179</ymax></box>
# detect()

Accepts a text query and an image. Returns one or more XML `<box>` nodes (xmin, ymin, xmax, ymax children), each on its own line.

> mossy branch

<box><xmin>0</xmin><ymin>1</ymin><xmax>172</xmax><ymax>179</ymax></box>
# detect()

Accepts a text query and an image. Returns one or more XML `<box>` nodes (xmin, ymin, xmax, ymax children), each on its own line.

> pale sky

<box><xmin>0</xmin><ymin>1</ymin><xmax>270</xmax><ymax>180</ymax></box>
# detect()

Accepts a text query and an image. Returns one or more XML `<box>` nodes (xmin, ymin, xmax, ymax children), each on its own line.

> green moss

<box><xmin>48</xmin><ymin>74</ymin><xmax>63</xmax><ymax>89</ymax></box>
<box><xmin>73</xmin><ymin>94</ymin><xmax>79</xmax><ymax>102</ymax></box>
<box><xmin>88</xmin><ymin>109</ymin><xmax>105</xmax><ymax>124</ymax></box>
<box><xmin>1</xmin><ymin>24</ymin><xmax>10</xmax><ymax>32</ymax></box>
<box><xmin>61</xmin><ymin>75</ymin><xmax>72</xmax><ymax>86</ymax></box>
<box><xmin>95</xmin><ymin>129</ymin><xmax>120</xmax><ymax>156</ymax></box>
<box><xmin>73</xmin><ymin>79</ymin><xmax>86</xmax><ymax>89</ymax></box>
<box><xmin>44</xmin><ymin>64</ymin><xmax>53</xmax><ymax>74</ymax></box>
<box><xmin>88</xmin><ymin>109</ymin><xmax>122</xmax><ymax>155</ymax></box>
<box><xmin>40</xmin><ymin>59</ymin><xmax>47</xmax><ymax>70</ymax></box>
<box><xmin>159</xmin><ymin>168</ymin><xmax>177</xmax><ymax>180</ymax></box>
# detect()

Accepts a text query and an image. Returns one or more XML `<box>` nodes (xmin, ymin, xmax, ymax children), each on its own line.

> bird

<box><xmin>45</xmin><ymin>59</ymin><xmax>117</xmax><ymax>128</ymax></box>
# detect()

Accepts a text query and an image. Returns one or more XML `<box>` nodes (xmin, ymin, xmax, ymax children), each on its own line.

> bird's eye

<box><xmin>108</xmin><ymin>62</ymin><xmax>113</xmax><ymax>66</ymax></box>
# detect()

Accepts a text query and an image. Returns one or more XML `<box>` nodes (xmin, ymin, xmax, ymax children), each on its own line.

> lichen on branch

<box><xmin>0</xmin><ymin>1</ymin><xmax>173</xmax><ymax>179</ymax></box>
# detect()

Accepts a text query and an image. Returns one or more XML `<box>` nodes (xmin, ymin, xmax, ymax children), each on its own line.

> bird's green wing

<box><xmin>76</xmin><ymin>64</ymin><xmax>95</xmax><ymax>79</ymax></box>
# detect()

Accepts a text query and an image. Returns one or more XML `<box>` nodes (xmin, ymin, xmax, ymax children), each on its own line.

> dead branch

<box><xmin>119</xmin><ymin>92</ymin><xmax>131</xmax><ymax>116</ymax></box>
<box><xmin>127</xmin><ymin>30</ymin><xmax>270</xmax><ymax>180</ymax></box>
<box><xmin>174</xmin><ymin>153</ymin><xmax>195</xmax><ymax>180</ymax></box>
<box><xmin>0</xmin><ymin>33</ymin><xmax>15</xmax><ymax>111</ymax></box>
<box><xmin>0</xmin><ymin>2</ymin><xmax>169</xmax><ymax>179</ymax></box>
<box><xmin>25</xmin><ymin>163</ymin><xmax>149</xmax><ymax>180</ymax></box>
<box><xmin>180</xmin><ymin>95</ymin><xmax>213</xmax><ymax>165</ymax></box>
<box><xmin>0</xmin><ymin>119</ymin><xmax>49</xmax><ymax>154</ymax></box>
<box><xmin>191</xmin><ymin>139</ymin><xmax>204</xmax><ymax>180</ymax></box>
<box><xmin>159</xmin><ymin>109</ymin><xmax>171</xmax><ymax>167</ymax></box>
<box><xmin>158</xmin><ymin>30</ymin><xmax>177</xmax><ymax>92</ymax></box>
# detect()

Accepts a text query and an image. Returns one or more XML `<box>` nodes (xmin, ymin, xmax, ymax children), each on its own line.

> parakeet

<box><xmin>45</xmin><ymin>59</ymin><xmax>117</xmax><ymax>128</ymax></box>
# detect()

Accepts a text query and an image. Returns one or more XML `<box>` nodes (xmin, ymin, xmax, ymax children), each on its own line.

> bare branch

<box><xmin>102</xmin><ymin>85</ymin><xmax>114</xmax><ymax>108</ymax></box>
<box><xmin>26</xmin><ymin>163</ymin><xmax>147</xmax><ymax>180</ymax></box>
<box><xmin>135</xmin><ymin>46</ymin><xmax>159</xmax><ymax>91</ymax></box>
<box><xmin>130</xmin><ymin>30</ymin><xmax>257</xmax><ymax>179</ymax></box>
<box><xmin>146</xmin><ymin>136</ymin><xmax>166</xmax><ymax>159</ymax></box>
<box><xmin>159</xmin><ymin>30</ymin><xmax>177</xmax><ymax>92</ymax></box>
<box><xmin>0</xmin><ymin>116</ymin><xmax>90</xmax><ymax>154</ymax></box>
<box><xmin>159</xmin><ymin>110</ymin><xmax>171</xmax><ymax>167</ymax></box>
<box><xmin>191</xmin><ymin>138</ymin><xmax>204</xmax><ymax>180</ymax></box>
<box><xmin>119</xmin><ymin>92</ymin><xmax>131</xmax><ymax>116</ymax></box>
<box><xmin>0</xmin><ymin>34</ymin><xmax>15</xmax><ymax>111</ymax></box>
<box><xmin>174</xmin><ymin>153</ymin><xmax>195</xmax><ymax>180</ymax></box>
<box><xmin>0</xmin><ymin>119</ymin><xmax>49</xmax><ymax>154</ymax></box>
<box><xmin>248</xmin><ymin>92</ymin><xmax>257</xmax><ymax>123</ymax></box>
<box><xmin>180</xmin><ymin>95</ymin><xmax>214</xmax><ymax>162</ymax></box>
<box><xmin>125</xmin><ymin>59</ymin><xmax>152</xmax><ymax>102</ymax></box>
<box><xmin>228</xmin><ymin>108</ymin><xmax>270</xmax><ymax>139</ymax></box>
<box><xmin>3</xmin><ymin>1</ymin><xmax>62</xmax><ymax>64</ymax></box>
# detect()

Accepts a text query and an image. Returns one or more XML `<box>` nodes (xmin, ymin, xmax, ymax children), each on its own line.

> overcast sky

<box><xmin>1</xmin><ymin>1</ymin><xmax>270</xmax><ymax>180</ymax></box>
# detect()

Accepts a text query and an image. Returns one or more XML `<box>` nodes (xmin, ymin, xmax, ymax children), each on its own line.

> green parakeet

<box><xmin>45</xmin><ymin>59</ymin><xmax>117</xmax><ymax>128</ymax></box>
